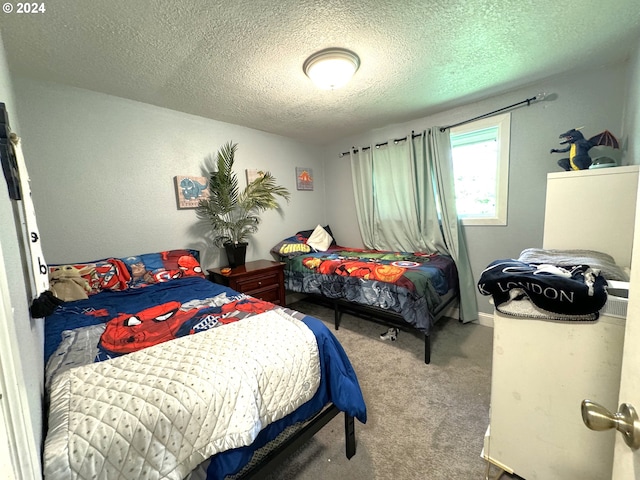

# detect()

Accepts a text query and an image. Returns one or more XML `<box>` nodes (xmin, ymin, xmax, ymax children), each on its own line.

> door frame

<box><xmin>0</xmin><ymin>237</ymin><xmax>40</xmax><ymax>479</ymax></box>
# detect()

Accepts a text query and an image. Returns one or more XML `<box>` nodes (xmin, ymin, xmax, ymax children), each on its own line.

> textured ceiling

<box><xmin>1</xmin><ymin>0</ymin><xmax>639</xmax><ymax>144</ymax></box>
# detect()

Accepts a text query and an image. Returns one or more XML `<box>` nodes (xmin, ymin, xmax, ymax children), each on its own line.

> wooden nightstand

<box><xmin>208</xmin><ymin>260</ymin><xmax>286</xmax><ymax>306</ymax></box>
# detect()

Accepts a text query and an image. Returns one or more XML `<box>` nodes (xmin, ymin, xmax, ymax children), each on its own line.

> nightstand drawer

<box><xmin>207</xmin><ymin>260</ymin><xmax>286</xmax><ymax>306</ymax></box>
<box><xmin>248</xmin><ymin>285</ymin><xmax>282</xmax><ymax>304</ymax></box>
<box><xmin>234</xmin><ymin>271</ymin><xmax>279</xmax><ymax>292</ymax></box>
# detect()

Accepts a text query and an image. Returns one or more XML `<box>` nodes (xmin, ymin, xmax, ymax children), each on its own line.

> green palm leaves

<box><xmin>197</xmin><ymin>142</ymin><xmax>290</xmax><ymax>247</ymax></box>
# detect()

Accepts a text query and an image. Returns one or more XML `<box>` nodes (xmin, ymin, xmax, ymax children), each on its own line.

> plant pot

<box><xmin>224</xmin><ymin>242</ymin><xmax>248</xmax><ymax>268</ymax></box>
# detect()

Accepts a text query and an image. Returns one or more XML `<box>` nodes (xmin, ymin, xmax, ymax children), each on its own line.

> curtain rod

<box><xmin>338</xmin><ymin>131</ymin><xmax>423</xmax><ymax>158</ymax></box>
<box><xmin>339</xmin><ymin>92</ymin><xmax>546</xmax><ymax>157</ymax></box>
<box><xmin>439</xmin><ymin>92</ymin><xmax>545</xmax><ymax>132</ymax></box>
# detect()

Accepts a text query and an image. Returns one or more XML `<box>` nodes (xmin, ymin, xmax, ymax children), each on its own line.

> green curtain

<box><xmin>350</xmin><ymin>147</ymin><xmax>376</xmax><ymax>247</ymax></box>
<box><xmin>350</xmin><ymin>129</ymin><xmax>478</xmax><ymax>323</ymax></box>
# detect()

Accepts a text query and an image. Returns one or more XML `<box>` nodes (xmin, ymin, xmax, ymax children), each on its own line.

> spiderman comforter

<box><xmin>43</xmin><ymin>276</ymin><xmax>366</xmax><ymax>480</ymax></box>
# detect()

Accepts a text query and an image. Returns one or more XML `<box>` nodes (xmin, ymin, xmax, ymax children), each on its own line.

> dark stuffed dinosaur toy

<box><xmin>550</xmin><ymin>128</ymin><xmax>619</xmax><ymax>171</ymax></box>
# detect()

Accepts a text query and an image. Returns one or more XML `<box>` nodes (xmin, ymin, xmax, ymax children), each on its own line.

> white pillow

<box><xmin>306</xmin><ymin>225</ymin><xmax>334</xmax><ymax>251</ymax></box>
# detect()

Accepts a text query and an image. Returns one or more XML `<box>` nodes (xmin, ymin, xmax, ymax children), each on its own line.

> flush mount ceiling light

<box><xmin>303</xmin><ymin>48</ymin><xmax>360</xmax><ymax>90</ymax></box>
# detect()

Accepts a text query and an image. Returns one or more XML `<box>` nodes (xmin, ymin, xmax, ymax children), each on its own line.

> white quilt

<box><xmin>44</xmin><ymin>309</ymin><xmax>321</xmax><ymax>480</ymax></box>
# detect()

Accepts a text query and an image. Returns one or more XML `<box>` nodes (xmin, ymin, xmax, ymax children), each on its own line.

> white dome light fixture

<box><xmin>303</xmin><ymin>48</ymin><xmax>360</xmax><ymax>90</ymax></box>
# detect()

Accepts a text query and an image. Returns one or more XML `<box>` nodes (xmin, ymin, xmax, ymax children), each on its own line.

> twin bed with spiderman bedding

<box><xmin>42</xmin><ymin>249</ymin><xmax>366</xmax><ymax>480</ymax></box>
<box><xmin>270</xmin><ymin>225</ymin><xmax>460</xmax><ymax>364</ymax></box>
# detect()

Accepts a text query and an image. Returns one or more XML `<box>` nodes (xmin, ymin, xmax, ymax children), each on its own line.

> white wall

<box><xmin>622</xmin><ymin>40</ymin><xmax>640</xmax><ymax>165</ymax></box>
<box><xmin>0</xmin><ymin>33</ymin><xmax>44</xmax><ymax>474</ymax></box>
<box><xmin>13</xmin><ymin>77</ymin><xmax>328</xmax><ymax>267</ymax></box>
<box><xmin>324</xmin><ymin>61</ymin><xmax>630</xmax><ymax>315</ymax></box>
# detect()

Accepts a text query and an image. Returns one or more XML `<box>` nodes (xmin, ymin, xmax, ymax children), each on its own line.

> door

<box><xmin>610</xmin><ymin>184</ymin><xmax>640</xmax><ymax>478</ymax></box>
<box><xmin>611</xmin><ymin>300</ymin><xmax>640</xmax><ymax>477</ymax></box>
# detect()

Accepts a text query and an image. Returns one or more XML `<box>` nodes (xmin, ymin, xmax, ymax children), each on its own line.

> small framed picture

<box><xmin>174</xmin><ymin>175</ymin><xmax>209</xmax><ymax>209</ymax></box>
<box><xmin>296</xmin><ymin>167</ymin><xmax>313</xmax><ymax>191</ymax></box>
<box><xmin>246</xmin><ymin>169</ymin><xmax>265</xmax><ymax>185</ymax></box>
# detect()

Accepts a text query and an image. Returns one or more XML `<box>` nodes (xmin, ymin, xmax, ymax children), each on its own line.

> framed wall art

<box><xmin>246</xmin><ymin>168</ymin><xmax>265</xmax><ymax>185</ymax></box>
<box><xmin>174</xmin><ymin>175</ymin><xmax>209</xmax><ymax>209</ymax></box>
<box><xmin>296</xmin><ymin>167</ymin><xmax>313</xmax><ymax>191</ymax></box>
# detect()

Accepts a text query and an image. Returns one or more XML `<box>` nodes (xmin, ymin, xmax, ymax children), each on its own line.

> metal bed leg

<box><xmin>333</xmin><ymin>301</ymin><xmax>342</xmax><ymax>330</ymax></box>
<box><xmin>344</xmin><ymin>412</ymin><xmax>356</xmax><ymax>459</ymax></box>
<box><xmin>424</xmin><ymin>334</ymin><xmax>431</xmax><ymax>364</ymax></box>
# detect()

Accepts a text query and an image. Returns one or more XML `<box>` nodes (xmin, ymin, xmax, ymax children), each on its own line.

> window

<box><xmin>450</xmin><ymin>112</ymin><xmax>510</xmax><ymax>226</ymax></box>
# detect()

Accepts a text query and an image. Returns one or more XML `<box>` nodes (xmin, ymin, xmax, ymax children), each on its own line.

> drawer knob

<box><xmin>258</xmin><ymin>281</ymin><xmax>262</xmax><ymax>286</ymax></box>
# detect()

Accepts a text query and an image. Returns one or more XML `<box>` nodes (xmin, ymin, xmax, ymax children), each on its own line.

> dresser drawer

<box><xmin>234</xmin><ymin>271</ymin><xmax>280</xmax><ymax>292</ymax></box>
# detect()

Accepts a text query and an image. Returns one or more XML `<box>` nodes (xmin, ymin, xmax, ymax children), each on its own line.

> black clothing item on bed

<box><xmin>30</xmin><ymin>290</ymin><xmax>64</xmax><ymax>318</ymax></box>
<box><xmin>477</xmin><ymin>259</ymin><xmax>607</xmax><ymax>316</ymax></box>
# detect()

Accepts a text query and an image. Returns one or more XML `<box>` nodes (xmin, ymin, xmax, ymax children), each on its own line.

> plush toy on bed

<box><xmin>48</xmin><ymin>265</ymin><xmax>93</xmax><ymax>302</ymax></box>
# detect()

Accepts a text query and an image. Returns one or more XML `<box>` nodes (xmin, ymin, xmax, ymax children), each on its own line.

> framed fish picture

<box><xmin>174</xmin><ymin>175</ymin><xmax>209</xmax><ymax>209</ymax></box>
<box><xmin>296</xmin><ymin>167</ymin><xmax>313</xmax><ymax>191</ymax></box>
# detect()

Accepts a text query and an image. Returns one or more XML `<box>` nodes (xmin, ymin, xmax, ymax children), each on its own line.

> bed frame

<box><xmin>234</xmin><ymin>403</ymin><xmax>355</xmax><ymax>479</ymax></box>
<box><xmin>303</xmin><ymin>293</ymin><xmax>458</xmax><ymax>364</ymax></box>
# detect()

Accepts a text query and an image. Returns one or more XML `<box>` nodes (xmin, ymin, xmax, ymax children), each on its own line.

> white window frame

<box><xmin>450</xmin><ymin>112</ymin><xmax>511</xmax><ymax>226</ymax></box>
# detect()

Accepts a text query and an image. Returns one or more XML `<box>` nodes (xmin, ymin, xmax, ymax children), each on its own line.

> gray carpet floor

<box><xmin>259</xmin><ymin>300</ymin><xmax>522</xmax><ymax>480</ymax></box>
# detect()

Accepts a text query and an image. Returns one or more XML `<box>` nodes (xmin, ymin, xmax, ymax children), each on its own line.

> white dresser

<box><xmin>483</xmin><ymin>166</ymin><xmax>639</xmax><ymax>479</ymax></box>
<box><xmin>543</xmin><ymin>165</ymin><xmax>639</xmax><ymax>268</ymax></box>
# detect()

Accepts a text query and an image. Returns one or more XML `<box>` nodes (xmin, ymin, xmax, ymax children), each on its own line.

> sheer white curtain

<box><xmin>350</xmin><ymin>128</ymin><xmax>478</xmax><ymax>323</ymax></box>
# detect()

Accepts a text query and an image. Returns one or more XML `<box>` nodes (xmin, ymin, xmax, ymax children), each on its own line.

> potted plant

<box><xmin>197</xmin><ymin>141</ymin><xmax>290</xmax><ymax>267</ymax></box>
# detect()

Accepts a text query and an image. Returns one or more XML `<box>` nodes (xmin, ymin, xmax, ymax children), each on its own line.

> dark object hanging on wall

<box><xmin>224</xmin><ymin>242</ymin><xmax>248</xmax><ymax>268</ymax></box>
<box><xmin>0</xmin><ymin>103</ymin><xmax>21</xmax><ymax>200</ymax></box>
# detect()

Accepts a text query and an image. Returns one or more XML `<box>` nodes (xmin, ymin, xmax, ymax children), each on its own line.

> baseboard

<box><xmin>443</xmin><ymin>305</ymin><xmax>493</xmax><ymax>328</ymax></box>
<box><xmin>477</xmin><ymin>311</ymin><xmax>494</xmax><ymax>328</ymax></box>
<box><xmin>441</xmin><ymin>304</ymin><xmax>459</xmax><ymax>320</ymax></box>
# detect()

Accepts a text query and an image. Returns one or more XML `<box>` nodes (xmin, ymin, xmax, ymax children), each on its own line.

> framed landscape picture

<box><xmin>174</xmin><ymin>175</ymin><xmax>209</xmax><ymax>209</ymax></box>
